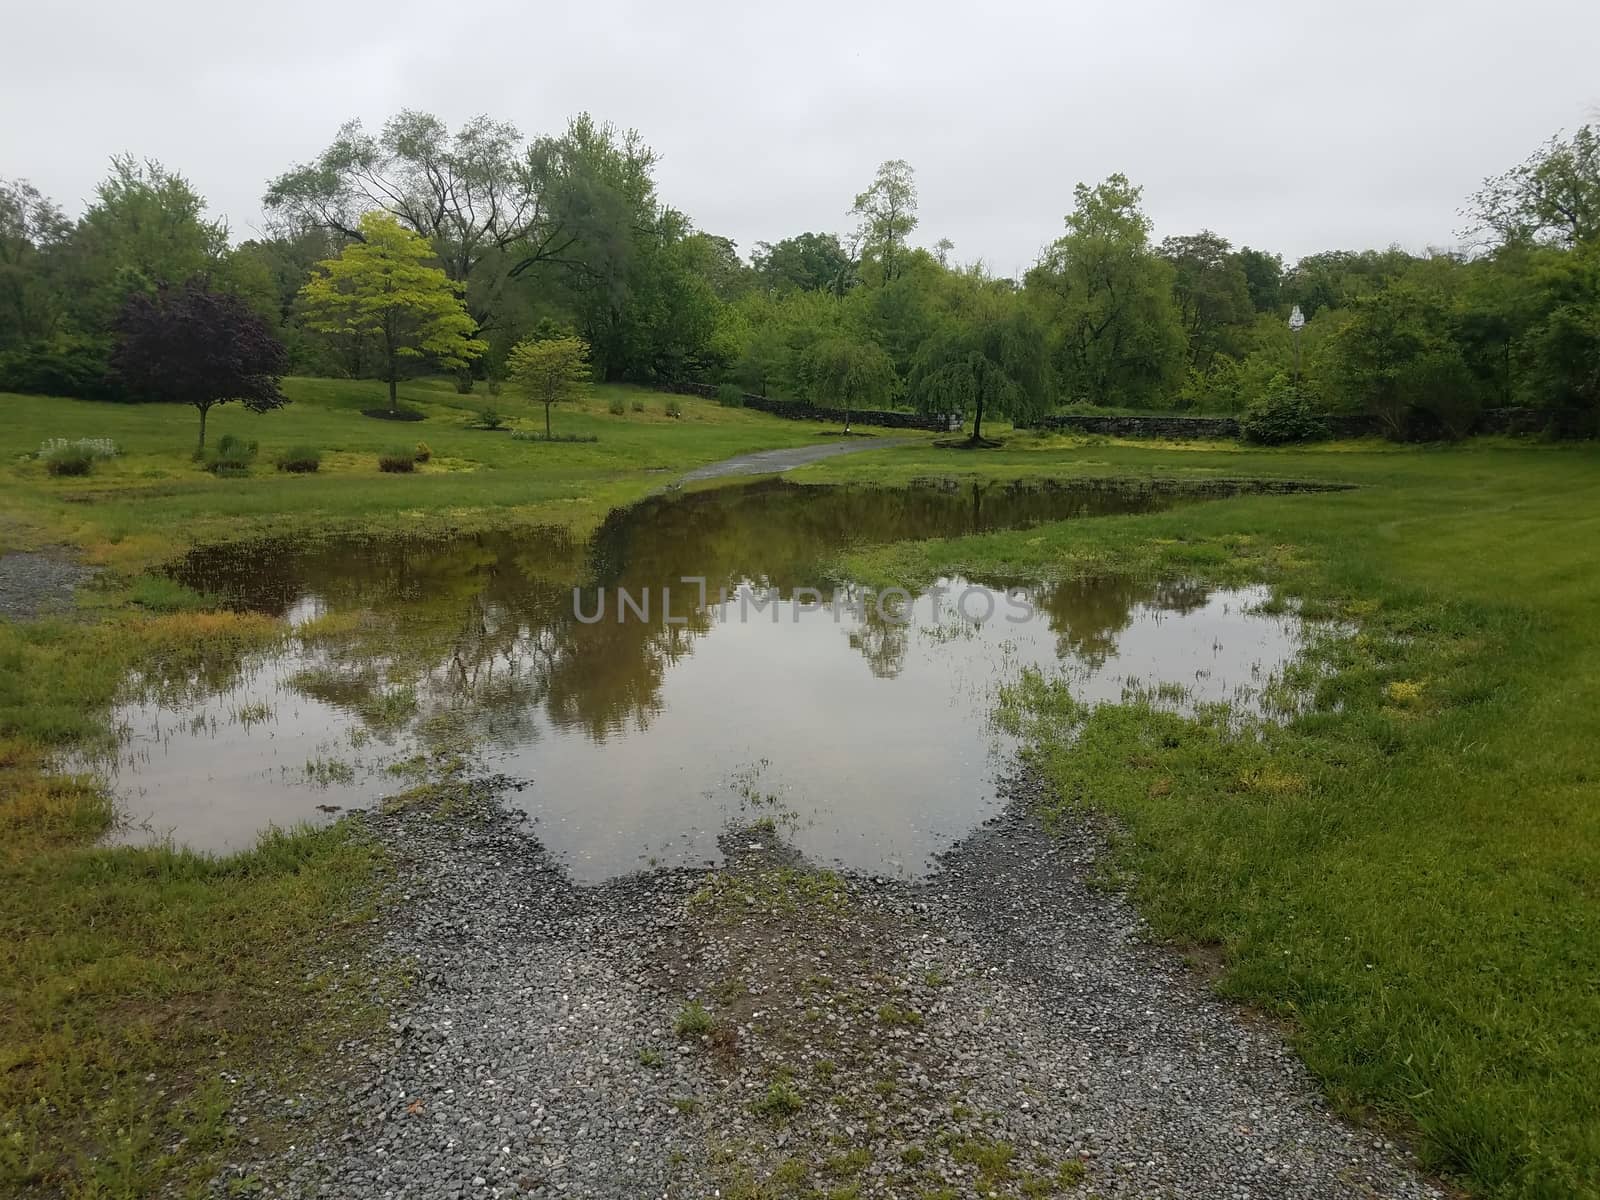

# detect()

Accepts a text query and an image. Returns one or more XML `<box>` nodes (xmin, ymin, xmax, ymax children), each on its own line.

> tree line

<box><xmin>2</xmin><ymin>113</ymin><xmax>1597</xmax><ymax>439</ymax></box>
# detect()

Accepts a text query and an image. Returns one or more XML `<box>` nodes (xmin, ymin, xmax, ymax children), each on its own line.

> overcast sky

<box><xmin>5</xmin><ymin>0</ymin><xmax>1597</xmax><ymax>272</ymax></box>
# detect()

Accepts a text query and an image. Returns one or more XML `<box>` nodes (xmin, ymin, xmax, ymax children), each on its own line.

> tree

<box><xmin>752</xmin><ymin>232</ymin><xmax>855</xmax><ymax>295</ymax></box>
<box><xmin>0</xmin><ymin>178</ymin><xmax>72</xmax><ymax>347</ymax></box>
<box><xmin>851</xmin><ymin>160</ymin><xmax>918</xmax><ymax>283</ymax></box>
<box><xmin>267</xmin><ymin>111</ymin><xmax>661</xmax><ymax>337</ymax></box>
<box><xmin>805</xmin><ymin>338</ymin><xmax>896</xmax><ymax>431</ymax></box>
<box><xmin>298</xmin><ymin>213</ymin><xmax>486</xmax><ymax>411</ymax></box>
<box><xmin>507</xmin><ymin>335</ymin><xmax>592</xmax><ymax>437</ymax></box>
<box><xmin>908</xmin><ymin>306</ymin><xmax>1052</xmax><ymax>442</ymax></box>
<box><xmin>1519</xmin><ymin>241</ymin><xmax>1600</xmax><ymax>432</ymax></box>
<box><xmin>1232</xmin><ymin>246</ymin><xmax>1284</xmax><ymax>313</ymax></box>
<box><xmin>1026</xmin><ymin>175</ymin><xmax>1185</xmax><ymax>407</ymax></box>
<box><xmin>70</xmin><ymin>156</ymin><xmax>229</xmax><ymax>328</ymax></box>
<box><xmin>1158</xmin><ymin>231</ymin><xmax>1254</xmax><ymax>370</ymax></box>
<box><xmin>1465</xmin><ymin>125</ymin><xmax>1600</xmax><ymax>249</ymax></box>
<box><xmin>111</xmin><ymin>276</ymin><xmax>288</xmax><ymax>451</ymax></box>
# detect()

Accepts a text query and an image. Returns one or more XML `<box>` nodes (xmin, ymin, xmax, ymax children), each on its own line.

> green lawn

<box><xmin>801</xmin><ymin>433</ymin><xmax>1600</xmax><ymax>1199</ymax></box>
<box><xmin>0</xmin><ymin>377</ymin><xmax>870</xmax><ymax>571</ymax></box>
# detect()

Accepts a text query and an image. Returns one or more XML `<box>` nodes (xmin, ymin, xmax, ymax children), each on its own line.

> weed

<box><xmin>674</xmin><ymin>1000</ymin><xmax>714</xmax><ymax>1038</ymax></box>
<box><xmin>638</xmin><ymin>1047</ymin><xmax>665</xmax><ymax>1069</ymax></box>
<box><xmin>751</xmin><ymin>1078</ymin><xmax>804</xmax><ymax>1120</ymax></box>
<box><xmin>665</xmin><ymin>398</ymin><xmax>684</xmax><ymax>419</ymax></box>
<box><xmin>609</xmin><ymin>396</ymin><xmax>627</xmax><ymax>415</ymax></box>
<box><xmin>413</xmin><ymin>441</ymin><xmax>432</xmax><ymax>463</ymax></box>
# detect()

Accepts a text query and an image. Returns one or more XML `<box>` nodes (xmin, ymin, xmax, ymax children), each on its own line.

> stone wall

<box><xmin>1022</xmin><ymin>408</ymin><xmax>1567</xmax><ymax>441</ymax></box>
<box><xmin>666</xmin><ymin>383</ymin><xmax>960</xmax><ymax>433</ymax></box>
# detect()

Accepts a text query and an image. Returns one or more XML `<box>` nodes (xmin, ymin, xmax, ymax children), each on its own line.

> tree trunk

<box><xmin>972</xmin><ymin>396</ymin><xmax>984</xmax><ymax>443</ymax></box>
<box><xmin>196</xmin><ymin>404</ymin><xmax>209</xmax><ymax>454</ymax></box>
<box><xmin>545</xmin><ymin>401</ymin><xmax>552</xmax><ymax>439</ymax></box>
<box><xmin>388</xmin><ymin>373</ymin><xmax>397</xmax><ymax>413</ymax></box>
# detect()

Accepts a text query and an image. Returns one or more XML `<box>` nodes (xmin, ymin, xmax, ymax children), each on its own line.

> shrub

<box><xmin>631</xmin><ymin>400</ymin><xmax>645</xmax><ymax>413</ymax></box>
<box><xmin>39</xmin><ymin>437</ymin><xmax>119</xmax><ymax>477</ymax></box>
<box><xmin>43</xmin><ymin>447</ymin><xmax>94</xmax><ymax>476</ymax></box>
<box><xmin>1240</xmin><ymin>384</ymin><xmax>1331</xmax><ymax>445</ymax></box>
<box><xmin>608</xmin><ymin>396</ymin><xmax>627</xmax><ymax>415</ymax></box>
<box><xmin>274</xmin><ymin>445</ymin><xmax>322</xmax><ymax>473</ymax></box>
<box><xmin>205</xmin><ymin>433</ymin><xmax>259</xmax><ymax>476</ymax></box>
<box><xmin>468</xmin><ymin>406</ymin><xmax>506</xmax><ymax>430</ymax></box>
<box><xmin>716</xmin><ymin>383</ymin><xmax>745</xmax><ymax>408</ymax></box>
<box><xmin>413</xmin><ymin>441</ymin><xmax>432</xmax><ymax>463</ymax></box>
<box><xmin>0</xmin><ymin>335</ymin><xmax>123</xmax><ymax>401</ymax></box>
<box><xmin>378</xmin><ymin>446</ymin><xmax>417</xmax><ymax>473</ymax></box>
<box><xmin>665</xmin><ymin>399</ymin><xmax>684</xmax><ymax>419</ymax></box>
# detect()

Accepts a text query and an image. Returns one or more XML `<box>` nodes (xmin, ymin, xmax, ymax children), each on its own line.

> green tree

<box><xmin>0</xmin><ymin>178</ymin><xmax>71</xmax><ymax>348</ymax></box>
<box><xmin>299</xmin><ymin>212</ymin><xmax>486</xmax><ymax>411</ymax></box>
<box><xmin>507</xmin><ymin>335</ymin><xmax>592</xmax><ymax>437</ymax></box>
<box><xmin>851</xmin><ymin>160</ymin><xmax>918</xmax><ymax>284</ymax></box>
<box><xmin>806</xmin><ymin>337</ymin><xmax>896</xmax><ymax>430</ymax></box>
<box><xmin>1158</xmin><ymin>231</ymin><xmax>1254</xmax><ymax>371</ymax></box>
<box><xmin>1232</xmin><ymin>246</ymin><xmax>1284</xmax><ymax>313</ymax></box>
<box><xmin>1519</xmin><ymin>240</ymin><xmax>1600</xmax><ymax>432</ymax></box>
<box><xmin>70</xmin><ymin>156</ymin><xmax>229</xmax><ymax>328</ymax></box>
<box><xmin>907</xmin><ymin>305</ymin><xmax>1052</xmax><ymax>442</ymax></box>
<box><xmin>1026</xmin><ymin>175</ymin><xmax>1185</xmax><ymax>407</ymax></box>
<box><xmin>752</xmin><ymin>232</ymin><xmax>855</xmax><ymax>295</ymax></box>
<box><xmin>1466</xmin><ymin>125</ymin><xmax>1600</xmax><ymax>249</ymax></box>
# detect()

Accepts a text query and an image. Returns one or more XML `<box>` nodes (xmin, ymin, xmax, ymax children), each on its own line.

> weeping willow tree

<box><xmin>907</xmin><ymin>307</ymin><xmax>1052</xmax><ymax>444</ymax></box>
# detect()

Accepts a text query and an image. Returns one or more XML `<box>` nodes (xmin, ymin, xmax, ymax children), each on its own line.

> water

<box><xmin>94</xmin><ymin>479</ymin><xmax>1314</xmax><ymax>879</ymax></box>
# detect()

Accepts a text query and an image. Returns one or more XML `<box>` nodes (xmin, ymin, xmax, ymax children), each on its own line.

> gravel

<box><xmin>0</xmin><ymin>550</ymin><xmax>94</xmax><ymax>620</ymax></box>
<box><xmin>211</xmin><ymin>773</ymin><xmax>1443</xmax><ymax>1199</ymax></box>
<box><xmin>677</xmin><ymin>438</ymin><xmax>910</xmax><ymax>482</ymax></box>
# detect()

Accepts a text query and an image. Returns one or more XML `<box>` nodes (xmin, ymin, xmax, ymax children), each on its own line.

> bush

<box><xmin>0</xmin><ymin>335</ymin><xmax>123</xmax><ymax>401</ymax></box>
<box><xmin>43</xmin><ymin>447</ymin><xmax>94</xmax><ymax>476</ymax></box>
<box><xmin>274</xmin><ymin>445</ymin><xmax>322</xmax><ymax>473</ymax></box>
<box><xmin>716</xmin><ymin>383</ymin><xmax>745</xmax><ymax>408</ymax></box>
<box><xmin>378</xmin><ymin>446</ymin><xmax>416</xmax><ymax>472</ymax></box>
<box><xmin>467</xmin><ymin>406</ymin><xmax>506</xmax><ymax>430</ymax></box>
<box><xmin>665</xmin><ymin>399</ymin><xmax>684</xmax><ymax>419</ymax></box>
<box><xmin>39</xmin><ymin>437</ymin><xmax>119</xmax><ymax>477</ymax></box>
<box><xmin>205</xmin><ymin>433</ymin><xmax>258</xmax><ymax>476</ymax></box>
<box><xmin>608</xmin><ymin>396</ymin><xmax>627</xmax><ymax>415</ymax></box>
<box><xmin>413</xmin><ymin>441</ymin><xmax>432</xmax><ymax>463</ymax></box>
<box><xmin>1240</xmin><ymin>385</ymin><xmax>1331</xmax><ymax>445</ymax></box>
<box><xmin>631</xmin><ymin>400</ymin><xmax>645</xmax><ymax>413</ymax></box>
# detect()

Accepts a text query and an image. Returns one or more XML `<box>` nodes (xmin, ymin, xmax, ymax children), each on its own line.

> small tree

<box><xmin>111</xmin><ymin>276</ymin><xmax>288</xmax><ymax>451</ymax></box>
<box><xmin>908</xmin><ymin>309</ymin><xmax>1052</xmax><ymax>443</ymax></box>
<box><xmin>806</xmin><ymin>338</ymin><xmax>896</xmax><ymax>432</ymax></box>
<box><xmin>298</xmin><ymin>212</ymin><xmax>485</xmax><ymax>412</ymax></box>
<box><xmin>507</xmin><ymin>335</ymin><xmax>591</xmax><ymax>437</ymax></box>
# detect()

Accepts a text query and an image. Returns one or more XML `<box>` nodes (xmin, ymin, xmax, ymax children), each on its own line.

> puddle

<box><xmin>92</xmin><ymin>479</ymin><xmax>1319</xmax><ymax>880</ymax></box>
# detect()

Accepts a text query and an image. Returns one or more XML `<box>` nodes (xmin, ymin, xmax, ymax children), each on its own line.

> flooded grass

<box><xmin>89</xmin><ymin>480</ymin><xmax>1323</xmax><ymax>877</ymax></box>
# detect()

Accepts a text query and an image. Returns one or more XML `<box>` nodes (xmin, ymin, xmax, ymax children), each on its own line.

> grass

<box><xmin>801</xmin><ymin>432</ymin><xmax>1600</xmax><ymax>1199</ymax></box>
<box><xmin>0</xmin><ymin>377</ymin><xmax>872</xmax><ymax>1197</ymax></box>
<box><xmin>4</xmin><ymin>381</ymin><xmax>1599</xmax><ymax>1196</ymax></box>
<box><xmin>0</xmin><ymin>378</ymin><xmax>855</xmax><ymax>573</ymax></box>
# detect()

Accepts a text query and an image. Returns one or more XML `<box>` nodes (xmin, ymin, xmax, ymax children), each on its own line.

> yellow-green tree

<box><xmin>507</xmin><ymin>335</ymin><xmax>591</xmax><ymax>438</ymax></box>
<box><xmin>299</xmin><ymin>212</ymin><xmax>485</xmax><ymax>412</ymax></box>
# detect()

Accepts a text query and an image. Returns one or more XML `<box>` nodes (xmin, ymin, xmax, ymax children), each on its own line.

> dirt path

<box><xmin>212</xmin><ymin>775</ymin><xmax>1441</xmax><ymax>1200</ymax></box>
<box><xmin>0</xmin><ymin>550</ymin><xmax>95</xmax><ymax>620</ymax></box>
<box><xmin>678</xmin><ymin>437</ymin><xmax>913</xmax><ymax>482</ymax></box>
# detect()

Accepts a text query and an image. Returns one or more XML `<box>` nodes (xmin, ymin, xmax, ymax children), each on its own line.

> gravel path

<box><xmin>0</xmin><ymin>550</ymin><xmax>94</xmax><ymax>620</ymax></box>
<box><xmin>212</xmin><ymin>775</ymin><xmax>1442</xmax><ymax>1199</ymax></box>
<box><xmin>678</xmin><ymin>437</ymin><xmax>911</xmax><ymax>482</ymax></box>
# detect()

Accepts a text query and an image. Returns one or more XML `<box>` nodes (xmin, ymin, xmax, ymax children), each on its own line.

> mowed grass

<box><xmin>805</xmin><ymin>434</ymin><xmax>1600</xmax><ymax>1199</ymax></box>
<box><xmin>0</xmin><ymin>612</ymin><xmax>382</xmax><ymax>1198</ymax></box>
<box><xmin>0</xmin><ymin>380</ymin><xmax>855</xmax><ymax>1197</ymax></box>
<box><xmin>0</xmin><ymin>377</ymin><xmax>860</xmax><ymax>571</ymax></box>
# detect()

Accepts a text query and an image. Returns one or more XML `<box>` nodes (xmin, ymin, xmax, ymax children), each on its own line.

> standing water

<box><xmin>93</xmin><ymin>479</ymin><xmax>1317</xmax><ymax>880</ymax></box>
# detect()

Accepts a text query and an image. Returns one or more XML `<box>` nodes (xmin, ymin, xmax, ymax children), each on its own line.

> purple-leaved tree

<box><xmin>112</xmin><ymin>276</ymin><xmax>289</xmax><ymax>451</ymax></box>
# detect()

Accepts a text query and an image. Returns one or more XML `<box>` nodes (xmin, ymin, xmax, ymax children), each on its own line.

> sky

<box><xmin>4</xmin><ymin>0</ymin><xmax>1597</xmax><ymax>273</ymax></box>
